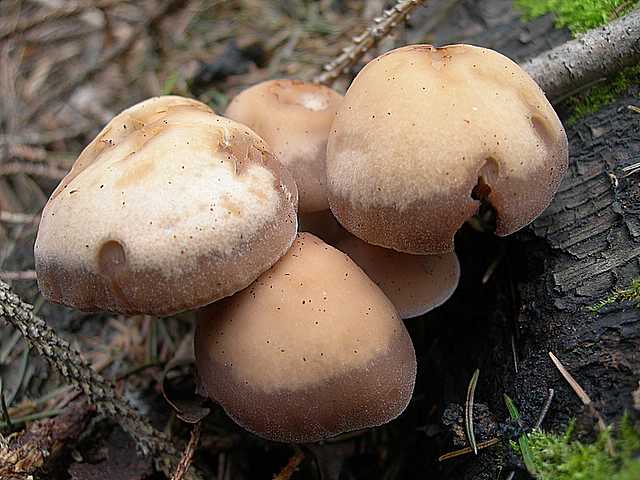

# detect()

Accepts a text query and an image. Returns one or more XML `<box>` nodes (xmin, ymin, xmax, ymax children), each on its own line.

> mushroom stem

<box><xmin>0</xmin><ymin>280</ymin><xmax>202</xmax><ymax>480</ymax></box>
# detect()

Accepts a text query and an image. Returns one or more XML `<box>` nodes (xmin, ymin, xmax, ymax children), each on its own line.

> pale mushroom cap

<box><xmin>195</xmin><ymin>232</ymin><xmax>416</xmax><ymax>443</ymax></box>
<box><xmin>326</xmin><ymin>44</ymin><xmax>569</xmax><ymax>254</ymax></box>
<box><xmin>336</xmin><ymin>234</ymin><xmax>460</xmax><ymax>319</ymax></box>
<box><xmin>225</xmin><ymin>79</ymin><xmax>343</xmax><ymax>213</ymax></box>
<box><xmin>35</xmin><ymin>96</ymin><xmax>298</xmax><ymax>315</ymax></box>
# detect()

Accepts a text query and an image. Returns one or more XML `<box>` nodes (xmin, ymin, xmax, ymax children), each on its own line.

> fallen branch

<box><xmin>522</xmin><ymin>8</ymin><xmax>640</xmax><ymax>102</ymax></box>
<box><xmin>313</xmin><ymin>0</ymin><xmax>427</xmax><ymax>86</ymax></box>
<box><xmin>0</xmin><ymin>280</ymin><xmax>202</xmax><ymax>480</ymax></box>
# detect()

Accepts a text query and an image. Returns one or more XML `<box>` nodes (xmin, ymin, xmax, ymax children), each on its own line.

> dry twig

<box><xmin>170</xmin><ymin>422</ymin><xmax>202</xmax><ymax>480</ymax></box>
<box><xmin>313</xmin><ymin>0</ymin><xmax>427</xmax><ymax>86</ymax></box>
<box><xmin>548</xmin><ymin>351</ymin><xmax>614</xmax><ymax>455</ymax></box>
<box><xmin>273</xmin><ymin>448</ymin><xmax>305</xmax><ymax>480</ymax></box>
<box><xmin>0</xmin><ymin>280</ymin><xmax>202</xmax><ymax>479</ymax></box>
<box><xmin>523</xmin><ymin>8</ymin><xmax>640</xmax><ymax>102</ymax></box>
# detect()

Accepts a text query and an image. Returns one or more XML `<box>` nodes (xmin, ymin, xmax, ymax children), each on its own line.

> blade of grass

<box><xmin>503</xmin><ymin>394</ymin><xmax>536</xmax><ymax>476</ymax></box>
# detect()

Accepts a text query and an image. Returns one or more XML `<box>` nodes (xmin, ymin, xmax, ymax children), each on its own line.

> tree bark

<box><xmin>513</xmin><ymin>87</ymin><xmax>640</xmax><ymax>428</ymax></box>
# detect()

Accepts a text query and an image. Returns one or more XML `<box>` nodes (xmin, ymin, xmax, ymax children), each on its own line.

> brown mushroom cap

<box><xmin>336</xmin><ymin>234</ymin><xmax>460</xmax><ymax>319</ymax></box>
<box><xmin>195</xmin><ymin>232</ymin><xmax>416</xmax><ymax>443</ymax></box>
<box><xmin>35</xmin><ymin>96</ymin><xmax>298</xmax><ymax>315</ymax></box>
<box><xmin>326</xmin><ymin>44</ymin><xmax>568</xmax><ymax>254</ymax></box>
<box><xmin>225</xmin><ymin>79</ymin><xmax>343</xmax><ymax>214</ymax></box>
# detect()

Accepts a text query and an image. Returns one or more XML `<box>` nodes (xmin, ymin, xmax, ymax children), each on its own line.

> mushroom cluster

<box><xmin>34</xmin><ymin>44</ymin><xmax>568</xmax><ymax>443</ymax></box>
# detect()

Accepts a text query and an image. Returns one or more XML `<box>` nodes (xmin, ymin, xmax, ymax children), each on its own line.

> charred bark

<box><xmin>513</xmin><ymin>88</ymin><xmax>640</xmax><ymax>430</ymax></box>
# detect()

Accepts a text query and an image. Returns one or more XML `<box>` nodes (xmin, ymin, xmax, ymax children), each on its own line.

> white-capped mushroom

<box><xmin>35</xmin><ymin>96</ymin><xmax>298</xmax><ymax>315</ymax></box>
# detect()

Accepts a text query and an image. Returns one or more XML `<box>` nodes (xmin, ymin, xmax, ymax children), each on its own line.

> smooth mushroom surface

<box><xmin>195</xmin><ymin>232</ymin><xmax>416</xmax><ymax>443</ymax></box>
<box><xmin>326</xmin><ymin>44</ymin><xmax>568</xmax><ymax>254</ymax></box>
<box><xmin>225</xmin><ymin>79</ymin><xmax>343</xmax><ymax>214</ymax></box>
<box><xmin>35</xmin><ymin>96</ymin><xmax>298</xmax><ymax>315</ymax></box>
<box><xmin>336</xmin><ymin>234</ymin><xmax>460</xmax><ymax>319</ymax></box>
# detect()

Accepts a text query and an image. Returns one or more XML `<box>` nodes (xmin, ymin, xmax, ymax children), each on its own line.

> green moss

<box><xmin>514</xmin><ymin>1</ymin><xmax>640</xmax><ymax>123</ymax></box>
<box><xmin>515</xmin><ymin>0</ymin><xmax>639</xmax><ymax>35</ymax></box>
<box><xmin>514</xmin><ymin>415</ymin><xmax>640</xmax><ymax>479</ymax></box>
<box><xmin>588</xmin><ymin>277</ymin><xmax>640</xmax><ymax>313</ymax></box>
<box><xmin>568</xmin><ymin>64</ymin><xmax>640</xmax><ymax>124</ymax></box>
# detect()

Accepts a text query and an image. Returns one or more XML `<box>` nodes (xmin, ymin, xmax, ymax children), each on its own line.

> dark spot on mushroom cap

<box><xmin>97</xmin><ymin>240</ymin><xmax>127</xmax><ymax>279</ymax></box>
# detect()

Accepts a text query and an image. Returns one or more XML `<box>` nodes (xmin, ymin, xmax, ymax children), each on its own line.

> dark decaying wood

<box><xmin>400</xmin><ymin>2</ymin><xmax>640</xmax><ymax>478</ymax></box>
<box><xmin>450</xmin><ymin>88</ymin><xmax>640</xmax><ymax>480</ymax></box>
<box><xmin>515</xmin><ymin>89</ymin><xmax>640</xmax><ymax>427</ymax></box>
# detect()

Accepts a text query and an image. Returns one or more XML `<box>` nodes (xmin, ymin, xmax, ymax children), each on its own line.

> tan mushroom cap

<box><xmin>35</xmin><ymin>96</ymin><xmax>298</xmax><ymax>315</ymax></box>
<box><xmin>225</xmin><ymin>79</ymin><xmax>343</xmax><ymax>214</ymax></box>
<box><xmin>195</xmin><ymin>233</ymin><xmax>416</xmax><ymax>443</ymax></box>
<box><xmin>336</xmin><ymin>234</ymin><xmax>460</xmax><ymax>319</ymax></box>
<box><xmin>326</xmin><ymin>44</ymin><xmax>568</xmax><ymax>254</ymax></box>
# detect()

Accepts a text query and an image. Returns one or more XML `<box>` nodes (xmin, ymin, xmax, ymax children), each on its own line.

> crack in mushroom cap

<box><xmin>226</xmin><ymin>79</ymin><xmax>343</xmax><ymax>214</ymax></box>
<box><xmin>34</xmin><ymin>96</ymin><xmax>298</xmax><ymax>315</ymax></box>
<box><xmin>195</xmin><ymin>232</ymin><xmax>417</xmax><ymax>443</ymax></box>
<box><xmin>336</xmin><ymin>233</ymin><xmax>460</xmax><ymax>319</ymax></box>
<box><xmin>326</xmin><ymin>44</ymin><xmax>569</xmax><ymax>254</ymax></box>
